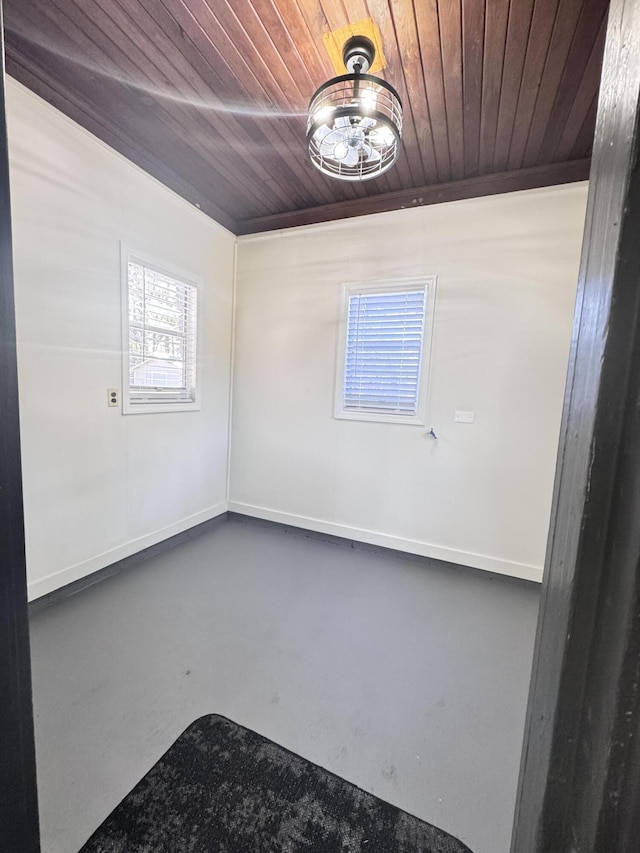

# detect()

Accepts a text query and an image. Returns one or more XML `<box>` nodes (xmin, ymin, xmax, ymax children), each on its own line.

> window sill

<box><xmin>334</xmin><ymin>410</ymin><xmax>425</xmax><ymax>426</ymax></box>
<box><xmin>122</xmin><ymin>400</ymin><xmax>200</xmax><ymax>415</ymax></box>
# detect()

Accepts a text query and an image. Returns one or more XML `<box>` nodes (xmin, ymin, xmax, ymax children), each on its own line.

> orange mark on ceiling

<box><xmin>322</xmin><ymin>18</ymin><xmax>387</xmax><ymax>76</ymax></box>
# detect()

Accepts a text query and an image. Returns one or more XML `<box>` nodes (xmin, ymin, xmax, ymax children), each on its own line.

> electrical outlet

<box><xmin>107</xmin><ymin>388</ymin><xmax>119</xmax><ymax>408</ymax></box>
<box><xmin>454</xmin><ymin>410</ymin><xmax>475</xmax><ymax>424</ymax></box>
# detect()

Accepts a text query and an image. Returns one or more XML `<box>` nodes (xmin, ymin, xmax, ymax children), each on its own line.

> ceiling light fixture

<box><xmin>306</xmin><ymin>35</ymin><xmax>402</xmax><ymax>182</ymax></box>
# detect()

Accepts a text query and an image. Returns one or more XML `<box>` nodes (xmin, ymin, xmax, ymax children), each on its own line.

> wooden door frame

<box><xmin>0</xmin><ymin>2</ymin><xmax>40</xmax><ymax>851</ymax></box>
<box><xmin>512</xmin><ymin>0</ymin><xmax>640</xmax><ymax>850</ymax></box>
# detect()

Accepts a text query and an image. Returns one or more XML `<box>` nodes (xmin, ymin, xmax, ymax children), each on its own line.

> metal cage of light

<box><xmin>306</xmin><ymin>37</ymin><xmax>403</xmax><ymax>182</ymax></box>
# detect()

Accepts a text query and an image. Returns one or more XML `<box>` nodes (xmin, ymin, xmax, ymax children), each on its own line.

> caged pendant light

<box><xmin>306</xmin><ymin>35</ymin><xmax>403</xmax><ymax>182</ymax></box>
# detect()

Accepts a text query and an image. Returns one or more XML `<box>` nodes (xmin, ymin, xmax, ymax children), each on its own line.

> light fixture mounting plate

<box><xmin>343</xmin><ymin>35</ymin><xmax>375</xmax><ymax>74</ymax></box>
<box><xmin>322</xmin><ymin>18</ymin><xmax>386</xmax><ymax>76</ymax></box>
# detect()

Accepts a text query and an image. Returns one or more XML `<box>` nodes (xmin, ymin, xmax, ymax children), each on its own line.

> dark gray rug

<box><xmin>79</xmin><ymin>714</ymin><xmax>473</xmax><ymax>852</ymax></box>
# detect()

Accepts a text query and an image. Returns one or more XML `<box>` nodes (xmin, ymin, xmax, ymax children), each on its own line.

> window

<box><xmin>335</xmin><ymin>277</ymin><xmax>435</xmax><ymax>424</ymax></box>
<box><xmin>121</xmin><ymin>249</ymin><xmax>198</xmax><ymax>413</ymax></box>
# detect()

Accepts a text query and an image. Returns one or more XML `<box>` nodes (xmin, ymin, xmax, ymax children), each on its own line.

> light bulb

<box><xmin>313</xmin><ymin>105</ymin><xmax>335</xmax><ymax>125</ymax></box>
<box><xmin>371</xmin><ymin>126</ymin><xmax>395</xmax><ymax>146</ymax></box>
<box><xmin>361</xmin><ymin>87</ymin><xmax>377</xmax><ymax>112</ymax></box>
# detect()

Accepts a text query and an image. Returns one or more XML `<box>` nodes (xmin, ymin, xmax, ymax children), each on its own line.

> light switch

<box><xmin>454</xmin><ymin>410</ymin><xmax>475</xmax><ymax>424</ymax></box>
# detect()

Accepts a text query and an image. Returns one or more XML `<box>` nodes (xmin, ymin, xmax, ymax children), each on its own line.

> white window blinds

<box><xmin>127</xmin><ymin>260</ymin><xmax>197</xmax><ymax>406</ymax></box>
<box><xmin>343</xmin><ymin>286</ymin><xmax>427</xmax><ymax>416</ymax></box>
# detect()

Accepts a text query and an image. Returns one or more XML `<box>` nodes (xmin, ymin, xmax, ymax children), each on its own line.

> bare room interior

<box><xmin>5</xmin><ymin>1</ymin><xmax>639</xmax><ymax>853</ymax></box>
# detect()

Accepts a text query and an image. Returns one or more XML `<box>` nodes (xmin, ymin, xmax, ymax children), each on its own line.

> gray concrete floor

<box><xmin>29</xmin><ymin>516</ymin><xmax>540</xmax><ymax>853</ymax></box>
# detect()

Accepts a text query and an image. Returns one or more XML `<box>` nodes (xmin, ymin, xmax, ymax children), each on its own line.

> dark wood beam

<box><xmin>512</xmin><ymin>0</ymin><xmax>640</xmax><ymax>850</ymax></box>
<box><xmin>0</xmin><ymin>2</ymin><xmax>41</xmax><ymax>850</ymax></box>
<box><xmin>236</xmin><ymin>159</ymin><xmax>591</xmax><ymax>234</ymax></box>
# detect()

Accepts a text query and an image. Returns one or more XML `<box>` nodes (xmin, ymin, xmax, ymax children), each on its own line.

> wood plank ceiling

<box><xmin>3</xmin><ymin>0</ymin><xmax>608</xmax><ymax>235</ymax></box>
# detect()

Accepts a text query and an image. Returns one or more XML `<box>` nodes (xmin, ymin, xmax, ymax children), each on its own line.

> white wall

<box><xmin>7</xmin><ymin>74</ymin><xmax>587</xmax><ymax>593</ymax></box>
<box><xmin>230</xmin><ymin>185</ymin><xmax>588</xmax><ymax>582</ymax></box>
<box><xmin>7</xmin><ymin>79</ymin><xmax>236</xmax><ymax>600</ymax></box>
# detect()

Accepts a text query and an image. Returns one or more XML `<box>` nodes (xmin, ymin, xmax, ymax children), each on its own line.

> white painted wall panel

<box><xmin>7</xmin><ymin>79</ymin><xmax>235</xmax><ymax>599</ymax></box>
<box><xmin>6</xmin><ymin>71</ymin><xmax>587</xmax><ymax>591</ymax></box>
<box><xmin>231</xmin><ymin>185</ymin><xmax>588</xmax><ymax>581</ymax></box>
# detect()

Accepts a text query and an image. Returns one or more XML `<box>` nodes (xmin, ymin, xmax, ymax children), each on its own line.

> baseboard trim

<box><xmin>28</xmin><ymin>503</ymin><xmax>228</xmax><ymax>606</ymax></box>
<box><xmin>227</xmin><ymin>502</ymin><xmax>544</xmax><ymax>583</ymax></box>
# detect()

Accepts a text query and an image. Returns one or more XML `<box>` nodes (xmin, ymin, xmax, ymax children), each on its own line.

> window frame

<box><xmin>120</xmin><ymin>244</ymin><xmax>201</xmax><ymax>415</ymax></box>
<box><xmin>334</xmin><ymin>276</ymin><xmax>436</xmax><ymax>426</ymax></box>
